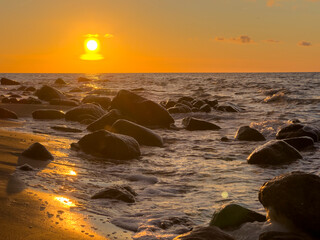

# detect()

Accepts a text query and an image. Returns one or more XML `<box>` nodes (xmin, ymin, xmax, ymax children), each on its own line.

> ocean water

<box><xmin>1</xmin><ymin>73</ymin><xmax>319</xmax><ymax>239</ymax></box>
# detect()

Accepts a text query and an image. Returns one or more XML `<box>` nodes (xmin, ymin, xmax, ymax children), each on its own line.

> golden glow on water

<box><xmin>54</xmin><ymin>196</ymin><xmax>76</xmax><ymax>207</ymax></box>
<box><xmin>221</xmin><ymin>191</ymin><xmax>229</xmax><ymax>199</ymax></box>
<box><xmin>69</xmin><ymin>170</ymin><xmax>77</xmax><ymax>176</ymax></box>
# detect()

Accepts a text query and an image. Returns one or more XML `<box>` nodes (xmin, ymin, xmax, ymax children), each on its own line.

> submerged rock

<box><xmin>76</xmin><ymin>130</ymin><xmax>140</xmax><ymax>160</ymax></box>
<box><xmin>1</xmin><ymin>77</ymin><xmax>20</xmax><ymax>85</ymax></box>
<box><xmin>32</xmin><ymin>110</ymin><xmax>65</xmax><ymax>119</ymax></box>
<box><xmin>215</xmin><ymin>103</ymin><xmax>242</xmax><ymax>112</ymax></box>
<box><xmin>199</xmin><ymin>104</ymin><xmax>211</xmax><ymax>113</ymax></box>
<box><xmin>259</xmin><ymin>172</ymin><xmax>320</xmax><ymax>237</ymax></box>
<box><xmin>65</xmin><ymin>103</ymin><xmax>105</xmax><ymax>122</ymax></box>
<box><xmin>49</xmin><ymin>99</ymin><xmax>79</xmax><ymax>106</ymax></box>
<box><xmin>0</xmin><ymin>107</ymin><xmax>18</xmax><ymax>119</ymax></box>
<box><xmin>18</xmin><ymin>97</ymin><xmax>42</xmax><ymax>104</ymax></box>
<box><xmin>82</xmin><ymin>95</ymin><xmax>111</xmax><ymax>109</ymax></box>
<box><xmin>173</xmin><ymin>226</ymin><xmax>235</xmax><ymax>240</ymax></box>
<box><xmin>54</xmin><ymin>78</ymin><xmax>67</xmax><ymax>84</ymax></box>
<box><xmin>247</xmin><ymin>140</ymin><xmax>302</xmax><ymax>165</ymax></box>
<box><xmin>35</xmin><ymin>85</ymin><xmax>66</xmax><ymax>101</ymax></box>
<box><xmin>276</xmin><ymin>123</ymin><xmax>320</xmax><ymax>142</ymax></box>
<box><xmin>234</xmin><ymin>126</ymin><xmax>266</xmax><ymax>141</ymax></box>
<box><xmin>21</xmin><ymin>142</ymin><xmax>54</xmax><ymax>160</ymax></box>
<box><xmin>91</xmin><ymin>185</ymin><xmax>136</xmax><ymax>203</ymax></box>
<box><xmin>283</xmin><ymin>136</ymin><xmax>314</xmax><ymax>151</ymax></box>
<box><xmin>78</xmin><ymin>77</ymin><xmax>91</xmax><ymax>82</ymax></box>
<box><xmin>182</xmin><ymin>117</ymin><xmax>221</xmax><ymax>131</ymax></box>
<box><xmin>112</xmin><ymin>119</ymin><xmax>163</xmax><ymax>147</ymax></box>
<box><xmin>110</xmin><ymin>90</ymin><xmax>174</xmax><ymax>127</ymax></box>
<box><xmin>209</xmin><ymin>204</ymin><xmax>266</xmax><ymax>230</ymax></box>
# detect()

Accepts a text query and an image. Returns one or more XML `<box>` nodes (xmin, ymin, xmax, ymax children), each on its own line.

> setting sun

<box><xmin>86</xmin><ymin>39</ymin><xmax>98</xmax><ymax>51</ymax></box>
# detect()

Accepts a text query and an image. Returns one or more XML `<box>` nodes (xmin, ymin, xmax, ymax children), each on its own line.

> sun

<box><xmin>86</xmin><ymin>39</ymin><xmax>98</xmax><ymax>51</ymax></box>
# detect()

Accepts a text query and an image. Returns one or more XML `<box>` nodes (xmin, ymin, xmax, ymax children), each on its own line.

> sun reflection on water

<box><xmin>54</xmin><ymin>196</ymin><xmax>76</xmax><ymax>207</ymax></box>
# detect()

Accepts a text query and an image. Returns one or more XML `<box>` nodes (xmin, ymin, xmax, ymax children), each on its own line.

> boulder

<box><xmin>18</xmin><ymin>97</ymin><xmax>42</xmax><ymax>104</ymax></box>
<box><xmin>17</xmin><ymin>86</ymin><xmax>27</xmax><ymax>91</ymax></box>
<box><xmin>177</xmin><ymin>96</ymin><xmax>194</xmax><ymax>103</ymax></box>
<box><xmin>69</xmin><ymin>87</ymin><xmax>83</xmax><ymax>93</ymax></box>
<box><xmin>110</xmin><ymin>90</ymin><xmax>174</xmax><ymax>127</ymax></box>
<box><xmin>247</xmin><ymin>140</ymin><xmax>302</xmax><ymax>165</ymax></box>
<box><xmin>2</xmin><ymin>97</ymin><xmax>18</xmax><ymax>103</ymax></box>
<box><xmin>209</xmin><ymin>204</ymin><xmax>266</xmax><ymax>230</ymax></box>
<box><xmin>76</xmin><ymin>130</ymin><xmax>140</xmax><ymax>160</ymax></box>
<box><xmin>235</xmin><ymin>126</ymin><xmax>266</xmax><ymax>141</ymax></box>
<box><xmin>111</xmin><ymin>119</ymin><xmax>163</xmax><ymax>147</ymax></box>
<box><xmin>54</xmin><ymin>78</ymin><xmax>67</xmax><ymax>84</ymax></box>
<box><xmin>205</xmin><ymin>99</ymin><xmax>218</xmax><ymax>108</ymax></box>
<box><xmin>49</xmin><ymin>99</ymin><xmax>79</xmax><ymax>106</ymax></box>
<box><xmin>1</xmin><ymin>77</ymin><xmax>20</xmax><ymax>85</ymax></box>
<box><xmin>25</xmin><ymin>86</ymin><xmax>36</xmax><ymax>92</ymax></box>
<box><xmin>0</xmin><ymin>107</ymin><xmax>18</xmax><ymax>119</ymax></box>
<box><xmin>87</xmin><ymin>109</ymin><xmax>127</xmax><ymax>132</ymax></box>
<box><xmin>65</xmin><ymin>103</ymin><xmax>105</xmax><ymax>122</ymax></box>
<box><xmin>32</xmin><ymin>110</ymin><xmax>65</xmax><ymax>120</ymax></box>
<box><xmin>199</xmin><ymin>104</ymin><xmax>211</xmax><ymax>113</ymax></box>
<box><xmin>173</xmin><ymin>226</ymin><xmax>235</xmax><ymax>240</ymax></box>
<box><xmin>78</xmin><ymin>77</ymin><xmax>91</xmax><ymax>82</ymax></box>
<box><xmin>276</xmin><ymin>124</ymin><xmax>320</xmax><ymax>142</ymax></box>
<box><xmin>259</xmin><ymin>172</ymin><xmax>320</xmax><ymax>237</ymax></box>
<box><xmin>91</xmin><ymin>185</ymin><xmax>136</xmax><ymax>203</ymax></box>
<box><xmin>35</xmin><ymin>85</ymin><xmax>66</xmax><ymax>101</ymax></box>
<box><xmin>21</xmin><ymin>142</ymin><xmax>53</xmax><ymax>160</ymax></box>
<box><xmin>168</xmin><ymin>105</ymin><xmax>191</xmax><ymax>114</ymax></box>
<box><xmin>82</xmin><ymin>95</ymin><xmax>111</xmax><ymax>109</ymax></box>
<box><xmin>283</xmin><ymin>137</ymin><xmax>314</xmax><ymax>151</ymax></box>
<box><xmin>51</xmin><ymin>125</ymin><xmax>82</xmax><ymax>133</ymax></box>
<box><xmin>192</xmin><ymin>100</ymin><xmax>206</xmax><ymax>108</ymax></box>
<box><xmin>182</xmin><ymin>117</ymin><xmax>221</xmax><ymax>131</ymax></box>
<box><xmin>160</xmin><ymin>99</ymin><xmax>176</xmax><ymax>109</ymax></box>
<box><xmin>259</xmin><ymin>231</ymin><xmax>311</xmax><ymax>240</ymax></box>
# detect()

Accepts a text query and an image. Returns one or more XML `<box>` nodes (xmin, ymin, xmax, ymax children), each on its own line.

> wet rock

<box><xmin>9</xmin><ymin>94</ymin><xmax>21</xmax><ymax>98</ymax></box>
<box><xmin>174</xmin><ymin>103</ymin><xmax>192</xmax><ymax>113</ymax></box>
<box><xmin>209</xmin><ymin>204</ymin><xmax>266</xmax><ymax>230</ymax></box>
<box><xmin>112</xmin><ymin>119</ymin><xmax>163</xmax><ymax>147</ymax></box>
<box><xmin>110</xmin><ymin>90</ymin><xmax>174</xmax><ymax>127</ymax></box>
<box><xmin>0</xmin><ymin>107</ymin><xmax>18</xmax><ymax>119</ymax></box>
<box><xmin>82</xmin><ymin>95</ymin><xmax>111</xmax><ymax>109</ymax></box>
<box><xmin>32</xmin><ymin>110</ymin><xmax>65</xmax><ymax>119</ymax></box>
<box><xmin>216</xmin><ymin>103</ymin><xmax>242</xmax><ymax>112</ymax></box>
<box><xmin>87</xmin><ymin>109</ymin><xmax>127</xmax><ymax>132</ymax></box>
<box><xmin>259</xmin><ymin>172</ymin><xmax>320</xmax><ymax>237</ymax></box>
<box><xmin>1</xmin><ymin>77</ymin><xmax>20</xmax><ymax>85</ymax></box>
<box><xmin>177</xmin><ymin>96</ymin><xmax>194</xmax><ymax>103</ymax></box>
<box><xmin>65</xmin><ymin>103</ymin><xmax>105</xmax><ymax>122</ymax></box>
<box><xmin>235</xmin><ymin>126</ymin><xmax>266</xmax><ymax>141</ymax></box>
<box><xmin>51</xmin><ymin>125</ymin><xmax>82</xmax><ymax>133</ymax></box>
<box><xmin>179</xmin><ymin>100</ymin><xmax>193</xmax><ymax>108</ymax></box>
<box><xmin>78</xmin><ymin>77</ymin><xmax>91</xmax><ymax>82</ymax></box>
<box><xmin>54</xmin><ymin>78</ymin><xmax>67</xmax><ymax>84</ymax></box>
<box><xmin>199</xmin><ymin>104</ymin><xmax>211</xmax><ymax>113</ymax></box>
<box><xmin>17</xmin><ymin>86</ymin><xmax>27</xmax><ymax>91</ymax></box>
<box><xmin>160</xmin><ymin>99</ymin><xmax>176</xmax><ymax>109</ymax></box>
<box><xmin>276</xmin><ymin>124</ymin><xmax>320</xmax><ymax>142</ymax></box>
<box><xmin>18</xmin><ymin>97</ymin><xmax>42</xmax><ymax>104</ymax></box>
<box><xmin>35</xmin><ymin>85</ymin><xmax>66</xmax><ymax>101</ymax></box>
<box><xmin>18</xmin><ymin>164</ymin><xmax>35</xmax><ymax>171</ymax></box>
<box><xmin>283</xmin><ymin>137</ymin><xmax>314</xmax><ymax>151</ymax></box>
<box><xmin>25</xmin><ymin>86</ymin><xmax>36</xmax><ymax>92</ymax></box>
<box><xmin>91</xmin><ymin>185</ymin><xmax>136</xmax><ymax>203</ymax></box>
<box><xmin>49</xmin><ymin>99</ymin><xmax>79</xmax><ymax>106</ymax></box>
<box><xmin>182</xmin><ymin>117</ymin><xmax>221</xmax><ymax>131</ymax></box>
<box><xmin>259</xmin><ymin>231</ymin><xmax>311</xmax><ymax>240</ymax></box>
<box><xmin>69</xmin><ymin>87</ymin><xmax>83</xmax><ymax>92</ymax></box>
<box><xmin>192</xmin><ymin>100</ymin><xmax>206</xmax><ymax>108</ymax></box>
<box><xmin>2</xmin><ymin>97</ymin><xmax>18</xmax><ymax>103</ymax></box>
<box><xmin>21</xmin><ymin>142</ymin><xmax>54</xmax><ymax>160</ymax></box>
<box><xmin>76</xmin><ymin>130</ymin><xmax>140</xmax><ymax>160</ymax></box>
<box><xmin>173</xmin><ymin>226</ymin><xmax>235</xmax><ymax>240</ymax></box>
<box><xmin>168</xmin><ymin>106</ymin><xmax>190</xmax><ymax>114</ymax></box>
<box><xmin>247</xmin><ymin>140</ymin><xmax>302</xmax><ymax>165</ymax></box>
<box><xmin>221</xmin><ymin>136</ymin><xmax>229</xmax><ymax>142</ymax></box>
<box><xmin>205</xmin><ymin>99</ymin><xmax>218</xmax><ymax>108</ymax></box>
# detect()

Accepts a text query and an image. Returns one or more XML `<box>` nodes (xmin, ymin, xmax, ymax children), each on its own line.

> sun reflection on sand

<box><xmin>54</xmin><ymin>196</ymin><xmax>76</xmax><ymax>207</ymax></box>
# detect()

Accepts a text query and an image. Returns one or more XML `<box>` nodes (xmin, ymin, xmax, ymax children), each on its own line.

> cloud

<box><xmin>298</xmin><ymin>41</ymin><xmax>312</xmax><ymax>46</ymax></box>
<box><xmin>215</xmin><ymin>35</ymin><xmax>254</xmax><ymax>44</ymax></box>
<box><xmin>84</xmin><ymin>34</ymin><xmax>99</xmax><ymax>38</ymax></box>
<box><xmin>104</xmin><ymin>34</ymin><xmax>114</xmax><ymax>39</ymax></box>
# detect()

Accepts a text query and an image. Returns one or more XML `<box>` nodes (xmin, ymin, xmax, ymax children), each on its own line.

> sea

<box><xmin>1</xmin><ymin>73</ymin><xmax>319</xmax><ymax>240</ymax></box>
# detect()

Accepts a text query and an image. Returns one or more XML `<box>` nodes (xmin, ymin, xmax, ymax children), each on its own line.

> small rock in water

<box><xmin>91</xmin><ymin>185</ymin><xmax>136</xmax><ymax>203</ymax></box>
<box><xmin>87</xmin><ymin>109</ymin><xmax>128</xmax><ymax>132</ymax></box>
<box><xmin>21</xmin><ymin>142</ymin><xmax>54</xmax><ymax>160</ymax></box>
<box><xmin>32</xmin><ymin>109</ymin><xmax>65</xmax><ymax>120</ymax></box>
<box><xmin>0</xmin><ymin>107</ymin><xmax>18</xmax><ymax>119</ymax></box>
<box><xmin>282</xmin><ymin>136</ymin><xmax>314</xmax><ymax>151</ymax></box>
<box><xmin>1</xmin><ymin>77</ymin><xmax>20</xmax><ymax>85</ymax></box>
<box><xmin>35</xmin><ymin>85</ymin><xmax>66</xmax><ymax>101</ymax></box>
<box><xmin>173</xmin><ymin>226</ymin><xmax>235</xmax><ymax>240</ymax></box>
<box><xmin>78</xmin><ymin>77</ymin><xmax>91</xmax><ymax>82</ymax></box>
<box><xmin>65</xmin><ymin>103</ymin><xmax>105</xmax><ymax>122</ymax></box>
<box><xmin>54</xmin><ymin>78</ymin><xmax>67</xmax><ymax>84</ymax></box>
<box><xmin>276</xmin><ymin>123</ymin><xmax>320</xmax><ymax>142</ymax></box>
<box><xmin>182</xmin><ymin>117</ymin><xmax>221</xmax><ymax>131</ymax></box>
<box><xmin>234</xmin><ymin>126</ymin><xmax>266</xmax><ymax>141</ymax></box>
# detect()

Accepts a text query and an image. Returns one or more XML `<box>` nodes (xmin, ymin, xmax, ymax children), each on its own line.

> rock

<box><xmin>49</xmin><ymin>99</ymin><xmax>79</xmax><ymax>106</ymax></box>
<box><xmin>91</xmin><ymin>185</ymin><xmax>136</xmax><ymax>203</ymax></box>
<box><xmin>193</xmin><ymin>100</ymin><xmax>206</xmax><ymax>108</ymax></box>
<box><xmin>259</xmin><ymin>172</ymin><xmax>320</xmax><ymax>237</ymax></box>
<box><xmin>21</xmin><ymin>142</ymin><xmax>54</xmax><ymax>160</ymax></box>
<box><xmin>76</xmin><ymin>130</ymin><xmax>140</xmax><ymax>160</ymax></box>
<box><xmin>283</xmin><ymin>137</ymin><xmax>314</xmax><ymax>151</ymax></box>
<box><xmin>18</xmin><ymin>164</ymin><xmax>35</xmax><ymax>171</ymax></box>
<box><xmin>209</xmin><ymin>204</ymin><xmax>266</xmax><ymax>230</ymax></box>
<box><xmin>9</xmin><ymin>94</ymin><xmax>21</xmax><ymax>98</ymax></box>
<box><xmin>82</xmin><ymin>95</ymin><xmax>111</xmax><ymax>109</ymax></box>
<box><xmin>199</xmin><ymin>104</ymin><xmax>211</xmax><ymax>113</ymax></box>
<box><xmin>182</xmin><ymin>117</ymin><xmax>221</xmax><ymax>131</ymax></box>
<box><xmin>235</xmin><ymin>126</ymin><xmax>266</xmax><ymax>141</ymax></box>
<box><xmin>0</xmin><ymin>107</ymin><xmax>18</xmax><ymax>119</ymax></box>
<box><xmin>247</xmin><ymin>140</ymin><xmax>302</xmax><ymax>165</ymax></box>
<box><xmin>25</xmin><ymin>86</ymin><xmax>36</xmax><ymax>92</ymax></box>
<box><xmin>17</xmin><ymin>86</ymin><xmax>27</xmax><ymax>91</ymax></box>
<box><xmin>87</xmin><ymin>109</ymin><xmax>127</xmax><ymax>132</ymax></box>
<box><xmin>2</xmin><ymin>97</ymin><xmax>18</xmax><ymax>103</ymax></box>
<box><xmin>18</xmin><ymin>97</ymin><xmax>42</xmax><ymax>104</ymax></box>
<box><xmin>179</xmin><ymin>100</ymin><xmax>193</xmax><ymax>108</ymax></box>
<box><xmin>216</xmin><ymin>103</ymin><xmax>242</xmax><ymax>112</ymax></box>
<box><xmin>51</xmin><ymin>126</ymin><xmax>82</xmax><ymax>133</ymax></box>
<box><xmin>1</xmin><ymin>77</ymin><xmax>20</xmax><ymax>85</ymax></box>
<box><xmin>276</xmin><ymin>124</ymin><xmax>320</xmax><ymax>142</ymax></box>
<box><xmin>177</xmin><ymin>96</ymin><xmax>194</xmax><ymax>103</ymax></box>
<box><xmin>35</xmin><ymin>85</ymin><xmax>66</xmax><ymax>101</ymax></box>
<box><xmin>54</xmin><ymin>78</ymin><xmax>67</xmax><ymax>84</ymax></box>
<box><xmin>65</xmin><ymin>103</ymin><xmax>105</xmax><ymax>122</ymax></box>
<box><xmin>32</xmin><ymin>110</ymin><xmax>65</xmax><ymax>119</ymax></box>
<box><xmin>259</xmin><ymin>231</ymin><xmax>311</xmax><ymax>240</ymax></box>
<box><xmin>111</xmin><ymin>119</ymin><xmax>163</xmax><ymax>147</ymax></box>
<box><xmin>160</xmin><ymin>99</ymin><xmax>176</xmax><ymax>109</ymax></box>
<box><xmin>205</xmin><ymin>99</ymin><xmax>218</xmax><ymax>108</ymax></box>
<box><xmin>110</xmin><ymin>90</ymin><xmax>174</xmax><ymax>127</ymax></box>
<box><xmin>174</xmin><ymin>103</ymin><xmax>192</xmax><ymax>113</ymax></box>
<box><xmin>173</xmin><ymin>226</ymin><xmax>235</xmax><ymax>240</ymax></box>
<box><xmin>69</xmin><ymin>87</ymin><xmax>83</xmax><ymax>92</ymax></box>
<box><xmin>78</xmin><ymin>77</ymin><xmax>91</xmax><ymax>82</ymax></box>
<box><xmin>221</xmin><ymin>136</ymin><xmax>229</xmax><ymax>142</ymax></box>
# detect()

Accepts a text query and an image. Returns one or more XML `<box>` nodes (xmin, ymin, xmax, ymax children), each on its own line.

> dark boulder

<box><xmin>82</xmin><ymin>95</ymin><xmax>111</xmax><ymax>109</ymax></box>
<box><xmin>32</xmin><ymin>110</ymin><xmax>65</xmax><ymax>120</ymax></box>
<box><xmin>259</xmin><ymin>231</ymin><xmax>311</xmax><ymax>240</ymax></box>
<box><xmin>110</xmin><ymin>90</ymin><xmax>174</xmax><ymax>127</ymax></box>
<box><xmin>259</xmin><ymin>172</ymin><xmax>320</xmax><ymax>237</ymax></box>
<box><xmin>51</xmin><ymin>125</ymin><xmax>82</xmax><ymax>133</ymax></box>
<box><xmin>177</xmin><ymin>96</ymin><xmax>194</xmax><ymax>103</ymax></box>
<box><xmin>182</xmin><ymin>117</ymin><xmax>221</xmax><ymax>131</ymax></box>
<box><xmin>76</xmin><ymin>130</ymin><xmax>140</xmax><ymax>160</ymax></box>
<box><xmin>78</xmin><ymin>77</ymin><xmax>91</xmax><ymax>82</ymax></box>
<box><xmin>168</xmin><ymin>105</ymin><xmax>191</xmax><ymax>114</ymax></box>
<box><xmin>21</xmin><ymin>142</ymin><xmax>54</xmax><ymax>160</ymax></box>
<box><xmin>205</xmin><ymin>99</ymin><xmax>218</xmax><ymax>108</ymax></box>
<box><xmin>247</xmin><ymin>140</ymin><xmax>302</xmax><ymax>165</ymax></box>
<box><xmin>276</xmin><ymin>124</ymin><xmax>320</xmax><ymax>142</ymax></box>
<box><xmin>173</xmin><ymin>226</ymin><xmax>235</xmax><ymax>240</ymax></box>
<box><xmin>283</xmin><ymin>137</ymin><xmax>314</xmax><ymax>151</ymax></box>
<box><xmin>18</xmin><ymin>97</ymin><xmax>42</xmax><ymax>104</ymax></box>
<box><xmin>54</xmin><ymin>78</ymin><xmax>67</xmax><ymax>84</ymax></box>
<box><xmin>112</xmin><ymin>119</ymin><xmax>163</xmax><ymax>147</ymax></box>
<box><xmin>209</xmin><ymin>204</ymin><xmax>266</xmax><ymax>230</ymax></box>
<box><xmin>49</xmin><ymin>99</ymin><xmax>79</xmax><ymax>106</ymax></box>
<box><xmin>1</xmin><ymin>77</ymin><xmax>20</xmax><ymax>85</ymax></box>
<box><xmin>35</xmin><ymin>85</ymin><xmax>66</xmax><ymax>101</ymax></box>
<box><xmin>65</xmin><ymin>103</ymin><xmax>105</xmax><ymax>122</ymax></box>
<box><xmin>160</xmin><ymin>99</ymin><xmax>176</xmax><ymax>109</ymax></box>
<box><xmin>0</xmin><ymin>107</ymin><xmax>18</xmax><ymax>119</ymax></box>
<box><xmin>235</xmin><ymin>126</ymin><xmax>266</xmax><ymax>141</ymax></box>
<box><xmin>192</xmin><ymin>100</ymin><xmax>206</xmax><ymax>108</ymax></box>
<box><xmin>91</xmin><ymin>185</ymin><xmax>136</xmax><ymax>203</ymax></box>
<box><xmin>2</xmin><ymin>97</ymin><xmax>18</xmax><ymax>103</ymax></box>
<box><xmin>25</xmin><ymin>86</ymin><xmax>36</xmax><ymax>92</ymax></box>
<box><xmin>17</xmin><ymin>86</ymin><xmax>27</xmax><ymax>91</ymax></box>
<box><xmin>87</xmin><ymin>109</ymin><xmax>127</xmax><ymax>132</ymax></box>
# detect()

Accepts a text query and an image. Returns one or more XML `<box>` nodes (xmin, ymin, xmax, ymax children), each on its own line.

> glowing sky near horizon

<box><xmin>0</xmin><ymin>0</ymin><xmax>319</xmax><ymax>73</ymax></box>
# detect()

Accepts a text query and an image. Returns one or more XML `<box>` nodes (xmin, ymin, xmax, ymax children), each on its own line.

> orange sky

<box><xmin>0</xmin><ymin>0</ymin><xmax>319</xmax><ymax>73</ymax></box>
